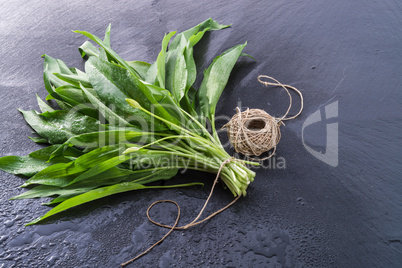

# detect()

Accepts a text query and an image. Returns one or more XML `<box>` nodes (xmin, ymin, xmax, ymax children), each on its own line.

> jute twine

<box><xmin>121</xmin><ymin>75</ymin><xmax>303</xmax><ymax>266</ymax></box>
<box><xmin>222</xmin><ymin>75</ymin><xmax>304</xmax><ymax>160</ymax></box>
<box><xmin>121</xmin><ymin>158</ymin><xmax>241</xmax><ymax>267</ymax></box>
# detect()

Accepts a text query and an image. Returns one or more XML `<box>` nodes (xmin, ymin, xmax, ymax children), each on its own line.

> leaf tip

<box><xmin>73</xmin><ymin>30</ymin><xmax>84</xmax><ymax>35</ymax></box>
<box><xmin>25</xmin><ymin>217</ymin><xmax>41</xmax><ymax>226</ymax></box>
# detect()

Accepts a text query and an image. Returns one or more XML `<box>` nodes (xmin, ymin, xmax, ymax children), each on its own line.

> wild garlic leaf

<box><xmin>69</xmin><ymin>167</ymin><xmax>162</xmax><ymax>189</ymax></box>
<box><xmin>24</xmin><ymin>182</ymin><xmax>144</xmax><ymax>225</ymax></box>
<box><xmin>156</xmin><ymin>31</ymin><xmax>176</xmax><ymax>89</ymax></box>
<box><xmin>39</xmin><ymin>168</ymin><xmax>160</xmax><ymax>205</ymax></box>
<box><xmin>171</xmin><ymin>46</ymin><xmax>188</xmax><ymax>103</ymax></box>
<box><xmin>22</xmin><ymin>145</ymin><xmax>121</xmax><ymax>187</ymax></box>
<box><xmin>80</xmin><ymin>84</ymin><xmax>131</xmax><ymax>127</ymax></box>
<box><xmin>26</xmin><ymin>180</ymin><xmax>202</xmax><ymax>226</ymax></box>
<box><xmin>163</xmin><ymin>18</ymin><xmax>230</xmax><ymax>104</ymax></box>
<box><xmin>28</xmin><ymin>144</ymin><xmax>82</xmax><ymax>160</ymax></box>
<box><xmin>125</xmin><ymin>61</ymin><xmax>151</xmax><ymax>80</ymax></box>
<box><xmin>36</xmin><ymin>94</ymin><xmax>54</xmax><ymax>113</ymax></box>
<box><xmin>79</xmin><ymin>41</ymin><xmax>100</xmax><ymax>58</ymax></box>
<box><xmin>54</xmin><ymin>73</ymin><xmax>92</xmax><ymax>88</ymax></box>
<box><xmin>43</xmin><ymin>55</ymin><xmax>75</xmax><ymax>89</ymax></box>
<box><xmin>74</xmin><ymin>30</ymin><xmax>141</xmax><ymax>79</ymax></box>
<box><xmin>19</xmin><ymin>109</ymin><xmax>101</xmax><ymax>144</ymax></box>
<box><xmin>85</xmin><ymin>57</ymin><xmax>166</xmax><ymax>130</ymax></box>
<box><xmin>54</xmin><ymin>86</ymin><xmax>87</xmax><ymax>104</ymax></box>
<box><xmin>11</xmin><ymin>185</ymin><xmax>95</xmax><ymax>200</ymax></box>
<box><xmin>60</xmin><ymin>129</ymin><xmax>147</xmax><ymax>149</ymax></box>
<box><xmin>195</xmin><ymin>42</ymin><xmax>248</xmax><ymax>124</ymax></box>
<box><xmin>28</xmin><ymin>137</ymin><xmax>49</xmax><ymax>143</ymax></box>
<box><xmin>0</xmin><ymin>144</ymin><xmax>77</xmax><ymax>178</ymax></box>
<box><xmin>144</xmin><ymin>61</ymin><xmax>158</xmax><ymax>85</ymax></box>
<box><xmin>183</xmin><ymin>27</ymin><xmax>209</xmax><ymax>91</ymax></box>
<box><xmin>67</xmin><ymin>154</ymin><xmax>132</xmax><ymax>185</ymax></box>
<box><xmin>103</xmin><ymin>23</ymin><xmax>111</xmax><ymax>47</ymax></box>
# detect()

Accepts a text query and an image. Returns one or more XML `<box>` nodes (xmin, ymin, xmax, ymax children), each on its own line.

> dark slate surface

<box><xmin>1</xmin><ymin>0</ymin><xmax>401</xmax><ymax>267</ymax></box>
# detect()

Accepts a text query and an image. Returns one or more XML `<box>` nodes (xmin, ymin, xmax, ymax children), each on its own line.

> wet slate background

<box><xmin>1</xmin><ymin>0</ymin><xmax>402</xmax><ymax>267</ymax></box>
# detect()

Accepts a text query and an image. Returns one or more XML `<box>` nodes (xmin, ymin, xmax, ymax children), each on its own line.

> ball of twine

<box><xmin>223</xmin><ymin>75</ymin><xmax>304</xmax><ymax>160</ymax></box>
<box><xmin>223</xmin><ymin>108</ymin><xmax>281</xmax><ymax>157</ymax></box>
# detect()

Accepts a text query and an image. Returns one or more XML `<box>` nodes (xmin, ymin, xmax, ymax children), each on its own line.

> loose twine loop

<box><xmin>121</xmin><ymin>76</ymin><xmax>304</xmax><ymax>267</ymax></box>
<box><xmin>121</xmin><ymin>158</ymin><xmax>242</xmax><ymax>267</ymax></box>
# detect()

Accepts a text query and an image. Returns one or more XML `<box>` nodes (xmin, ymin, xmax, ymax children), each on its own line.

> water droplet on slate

<box><xmin>4</xmin><ymin>220</ymin><xmax>14</xmax><ymax>228</ymax></box>
<box><xmin>47</xmin><ymin>255</ymin><xmax>58</xmax><ymax>266</ymax></box>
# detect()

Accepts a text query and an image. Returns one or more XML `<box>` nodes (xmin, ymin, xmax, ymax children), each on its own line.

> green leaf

<box><xmin>156</xmin><ymin>31</ymin><xmax>176</xmax><ymax>89</ymax></box>
<box><xmin>42</xmin><ymin>55</ymin><xmax>77</xmax><ymax>100</ymax></box>
<box><xmin>22</xmin><ymin>145</ymin><xmax>120</xmax><ymax>187</ymax></box>
<box><xmin>72</xmin><ymin>31</ymin><xmax>183</xmax><ymax>127</ymax></box>
<box><xmin>73</xmin><ymin>145</ymin><xmax>121</xmax><ymax>168</ymax></box>
<box><xmin>169</xmin><ymin>18</ymin><xmax>230</xmax><ymax>50</ymax></box>
<box><xmin>29</xmin><ymin>144</ymin><xmax>82</xmax><ymax>160</ymax></box>
<box><xmin>55</xmin><ymin>99</ymin><xmax>73</xmax><ymax>111</ymax></box>
<box><xmin>62</xmin><ymin>129</ymin><xmax>147</xmax><ymax>148</ymax></box>
<box><xmin>0</xmin><ymin>156</ymin><xmax>53</xmax><ymax>177</ymax></box>
<box><xmin>47</xmin><ymin>128</ymin><xmax>147</xmax><ymax>161</ymax></box>
<box><xmin>99</xmin><ymin>47</ymin><xmax>109</xmax><ymax>61</ymax></box>
<box><xmin>11</xmin><ymin>185</ymin><xmax>94</xmax><ymax>200</ymax></box>
<box><xmin>102</xmin><ymin>24</ymin><xmax>116</xmax><ymax>62</ymax></box>
<box><xmin>79</xmin><ymin>41</ymin><xmax>100</xmax><ymax>58</ymax></box>
<box><xmin>55</xmin><ymin>85</ymin><xmax>87</xmax><ymax>103</ymax></box>
<box><xmin>171</xmin><ymin>46</ymin><xmax>188</xmax><ymax>103</ymax></box>
<box><xmin>195</xmin><ymin>42</ymin><xmax>248</xmax><ymax>123</ymax></box>
<box><xmin>125</xmin><ymin>61</ymin><xmax>151</xmax><ymax>80</ymax></box>
<box><xmin>21</xmin><ymin>161</ymin><xmax>83</xmax><ymax>187</ymax></box>
<box><xmin>23</xmin><ymin>182</ymin><xmax>142</xmax><ymax>225</ymax></box>
<box><xmin>15</xmin><ymin>166</ymin><xmax>176</xmax><ymax>204</ymax></box>
<box><xmin>145</xmin><ymin>61</ymin><xmax>158</xmax><ymax>84</ymax></box>
<box><xmin>103</xmin><ymin>23</ymin><xmax>111</xmax><ymax>47</ymax></box>
<box><xmin>26</xmin><ymin>181</ymin><xmax>202</xmax><ymax>225</ymax></box>
<box><xmin>130</xmin><ymin>167</ymin><xmax>179</xmax><ymax>184</ymax></box>
<box><xmin>83</xmin><ymin>55</ymin><xmax>182</xmax><ymax>128</ymax></box>
<box><xmin>43</xmin><ymin>60</ymin><xmax>62</xmax><ymax>101</ymax></box>
<box><xmin>43</xmin><ymin>193</ymin><xmax>82</xmax><ymax>205</ymax></box>
<box><xmin>19</xmin><ymin>109</ymin><xmax>102</xmax><ymax>144</ymax></box>
<box><xmin>72</xmin><ymin>167</ymin><xmax>157</xmax><ymax>187</ymax></box>
<box><xmin>28</xmin><ymin>136</ymin><xmax>48</xmax><ymax>143</ymax></box>
<box><xmin>36</xmin><ymin>94</ymin><xmax>54</xmax><ymax>113</ymax></box>
<box><xmin>183</xmin><ymin>27</ymin><xmax>209</xmax><ymax>91</ymax></box>
<box><xmin>165</xmin><ymin>27</ymin><xmax>210</xmax><ymax>101</ymax></box>
<box><xmin>52</xmin><ymin>85</ymin><xmax>99</xmax><ymax>119</ymax></box>
<box><xmin>164</xmin><ymin>18</ymin><xmax>230</xmax><ymax>101</ymax></box>
<box><xmin>67</xmin><ymin>154</ymin><xmax>132</xmax><ymax>185</ymax></box>
<box><xmin>140</xmin><ymin>83</ymin><xmax>186</xmax><ymax>127</ymax></box>
<box><xmin>54</xmin><ymin>73</ymin><xmax>92</xmax><ymax>88</ymax></box>
<box><xmin>74</xmin><ymin>29</ymin><xmax>142</xmax><ymax>78</ymax></box>
<box><xmin>0</xmin><ymin>145</ymin><xmax>80</xmax><ymax>177</ymax></box>
<box><xmin>79</xmin><ymin>84</ymin><xmax>131</xmax><ymax>127</ymax></box>
<box><xmin>85</xmin><ymin>57</ymin><xmax>167</xmax><ymax>130</ymax></box>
